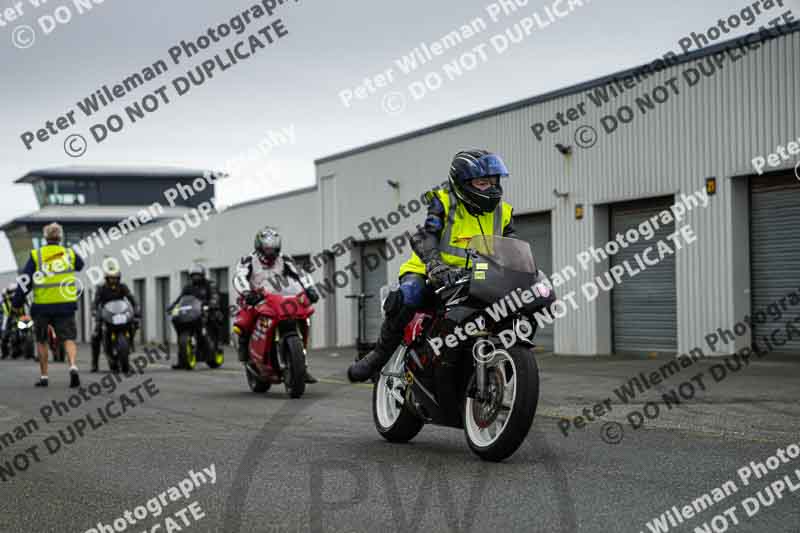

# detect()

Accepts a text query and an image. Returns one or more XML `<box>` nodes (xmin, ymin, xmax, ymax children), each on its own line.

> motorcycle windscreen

<box><xmin>172</xmin><ymin>295</ymin><xmax>203</xmax><ymax>323</ymax></box>
<box><xmin>466</xmin><ymin>236</ymin><xmax>539</xmax><ymax>306</ymax></box>
<box><xmin>101</xmin><ymin>299</ymin><xmax>134</xmax><ymax>324</ymax></box>
<box><xmin>271</xmin><ymin>276</ymin><xmax>306</xmax><ymax>297</ymax></box>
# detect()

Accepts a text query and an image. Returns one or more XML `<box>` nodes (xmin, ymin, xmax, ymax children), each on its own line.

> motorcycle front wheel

<box><xmin>177</xmin><ymin>332</ymin><xmax>196</xmax><ymax>370</ymax></box>
<box><xmin>372</xmin><ymin>347</ymin><xmax>423</xmax><ymax>443</ymax></box>
<box><xmin>24</xmin><ymin>337</ymin><xmax>35</xmax><ymax>361</ymax></box>
<box><xmin>463</xmin><ymin>344</ymin><xmax>539</xmax><ymax>462</ymax></box>
<box><xmin>281</xmin><ymin>335</ymin><xmax>306</xmax><ymax>399</ymax></box>
<box><xmin>116</xmin><ymin>333</ymin><xmax>131</xmax><ymax>374</ymax></box>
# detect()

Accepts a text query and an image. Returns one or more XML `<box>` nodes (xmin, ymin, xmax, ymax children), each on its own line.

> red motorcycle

<box><xmin>244</xmin><ymin>286</ymin><xmax>314</xmax><ymax>398</ymax></box>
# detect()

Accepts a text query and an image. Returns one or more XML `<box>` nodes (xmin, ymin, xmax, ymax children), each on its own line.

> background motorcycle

<box><xmin>10</xmin><ymin>315</ymin><xmax>35</xmax><ymax>360</ymax></box>
<box><xmin>169</xmin><ymin>295</ymin><xmax>223</xmax><ymax>370</ymax></box>
<box><xmin>99</xmin><ymin>299</ymin><xmax>136</xmax><ymax>373</ymax></box>
<box><xmin>372</xmin><ymin>235</ymin><xmax>556</xmax><ymax>462</ymax></box>
<box><xmin>244</xmin><ymin>281</ymin><xmax>313</xmax><ymax>399</ymax></box>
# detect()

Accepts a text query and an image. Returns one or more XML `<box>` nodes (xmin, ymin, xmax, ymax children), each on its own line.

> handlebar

<box><xmin>345</xmin><ymin>294</ymin><xmax>374</xmax><ymax>300</ymax></box>
<box><xmin>433</xmin><ymin>273</ymin><xmax>471</xmax><ymax>295</ymax></box>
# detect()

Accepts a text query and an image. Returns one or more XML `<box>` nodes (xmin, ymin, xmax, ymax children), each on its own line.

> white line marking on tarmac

<box><xmin>0</xmin><ymin>405</ymin><xmax>18</xmax><ymax>422</ymax></box>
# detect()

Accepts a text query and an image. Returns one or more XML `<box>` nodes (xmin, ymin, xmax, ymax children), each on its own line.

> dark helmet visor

<box><xmin>458</xmin><ymin>154</ymin><xmax>510</xmax><ymax>181</ymax></box>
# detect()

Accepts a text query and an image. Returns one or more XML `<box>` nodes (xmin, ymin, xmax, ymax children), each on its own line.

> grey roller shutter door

<box><xmin>611</xmin><ymin>196</ymin><xmax>677</xmax><ymax>353</ymax></box>
<box><xmin>750</xmin><ymin>174</ymin><xmax>800</xmax><ymax>355</ymax></box>
<box><xmin>513</xmin><ymin>212</ymin><xmax>554</xmax><ymax>351</ymax></box>
<box><xmin>360</xmin><ymin>241</ymin><xmax>387</xmax><ymax>343</ymax></box>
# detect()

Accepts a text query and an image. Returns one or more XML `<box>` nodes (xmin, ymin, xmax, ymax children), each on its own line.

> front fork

<box><xmin>472</xmin><ymin>337</ymin><xmax>493</xmax><ymax>402</ymax></box>
<box><xmin>472</xmin><ymin>318</ymin><xmax>530</xmax><ymax>402</ymax></box>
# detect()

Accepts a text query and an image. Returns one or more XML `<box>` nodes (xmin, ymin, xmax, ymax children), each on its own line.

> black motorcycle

<box><xmin>168</xmin><ymin>295</ymin><xmax>223</xmax><ymax>370</ymax></box>
<box><xmin>99</xmin><ymin>299</ymin><xmax>136</xmax><ymax>373</ymax></box>
<box><xmin>371</xmin><ymin>235</ymin><xmax>556</xmax><ymax>462</ymax></box>
<box><xmin>7</xmin><ymin>314</ymin><xmax>35</xmax><ymax>360</ymax></box>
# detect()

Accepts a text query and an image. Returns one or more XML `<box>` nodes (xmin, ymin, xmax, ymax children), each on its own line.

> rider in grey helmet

<box><xmin>233</xmin><ymin>226</ymin><xmax>320</xmax><ymax>383</ymax></box>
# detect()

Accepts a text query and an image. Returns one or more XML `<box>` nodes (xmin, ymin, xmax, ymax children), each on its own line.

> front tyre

<box><xmin>24</xmin><ymin>337</ymin><xmax>35</xmax><ymax>361</ymax></box>
<box><xmin>11</xmin><ymin>336</ymin><xmax>22</xmax><ymax>359</ymax></box>
<box><xmin>282</xmin><ymin>335</ymin><xmax>306</xmax><ymax>399</ymax></box>
<box><xmin>177</xmin><ymin>332</ymin><xmax>196</xmax><ymax>370</ymax></box>
<box><xmin>464</xmin><ymin>345</ymin><xmax>539</xmax><ymax>462</ymax></box>
<box><xmin>116</xmin><ymin>334</ymin><xmax>131</xmax><ymax>374</ymax></box>
<box><xmin>372</xmin><ymin>347</ymin><xmax>423</xmax><ymax>443</ymax></box>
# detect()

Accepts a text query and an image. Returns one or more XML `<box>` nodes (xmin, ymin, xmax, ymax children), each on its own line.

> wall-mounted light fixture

<box><xmin>555</xmin><ymin>144</ymin><xmax>573</xmax><ymax>156</ymax></box>
<box><xmin>706</xmin><ymin>177</ymin><xmax>717</xmax><ymax>196</ymax></box>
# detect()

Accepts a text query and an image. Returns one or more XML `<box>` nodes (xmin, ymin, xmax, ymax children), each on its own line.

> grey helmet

<box><xmin>254</xmin><ymin>227</ymin><xmax>281</xmax><ymax>267</ymax></box>
<box><xmin>189</xmin><ymin>264</ymin><xmax>206</xmax><ymax>285</ymax></box>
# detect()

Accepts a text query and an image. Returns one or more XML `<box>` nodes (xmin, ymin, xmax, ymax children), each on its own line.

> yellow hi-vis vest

<box><xmin>31</xmin><ymin>245</ymin><xmax>78</xmax><ymax>305</ymax></box>
<box><xmin>399</xmin><ymin>188</ymin><xmax>513</xmax><ymax>277</ymax></box>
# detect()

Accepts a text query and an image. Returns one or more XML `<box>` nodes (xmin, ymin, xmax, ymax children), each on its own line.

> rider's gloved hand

<box><xmin>427</xmin><ymin>260</ymin><xmax>462</xmax><ymax>289</ymax></box>
<box><xmin>244</xmin><ymin>291</ymin><xmax>262</xmax><ymax>306</ymax></box>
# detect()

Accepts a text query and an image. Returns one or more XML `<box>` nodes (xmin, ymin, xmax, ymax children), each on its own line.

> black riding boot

<box><xmin>347</xmin><ymin>310</ymin><xmax>410</xmax><ymax>383</ymax></box>
<box><xmin>238</xmin><ymin>334</ymin><xmax>250</xmax><ymax>363</ymax></box>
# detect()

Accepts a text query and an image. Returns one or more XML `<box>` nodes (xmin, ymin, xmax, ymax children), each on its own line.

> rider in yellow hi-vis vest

<box><xmin>348</xmin><ymin>149</ymin><xmax>517</xmax><ymax>382</ymax></box>
<box><xmin>31</xmin><ymin>245</ymin><xmax>78</xmax><ymax>305</ymax></box>
<box><xmin>13</xmin><ymin>222</ymin><xmax>85</xmax><ymax>388</ymax></box>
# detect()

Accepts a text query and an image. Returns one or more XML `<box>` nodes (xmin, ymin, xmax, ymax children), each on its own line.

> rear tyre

<box><xmin>372</xmin><ymin>347</ymin><xmax>423</xmax><ymax>443</ymax></box>
<box><xmin>116</xmin><ymin>334</ymin><xmax>131</xmax><ymax>374</ymax></box>
<box><xmin>246</xmin><ymin>365</ymin><xmax>270</xmax><ymax>393</ymax></box>
<box><xmin>282</xmin><ymin>335</ymin><xmax>306</xmax><ymax>399</ymax></box>
<box><xmin>464</xmin><ymin>345</ymin><xmax>539</xmax><ymax>462</ymax></box>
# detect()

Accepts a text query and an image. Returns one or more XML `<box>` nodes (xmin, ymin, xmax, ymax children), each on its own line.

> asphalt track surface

<box><xmin>0</xmin><ymin>347</ymin><xmax>797</xmax><ymax>533</ymax></box>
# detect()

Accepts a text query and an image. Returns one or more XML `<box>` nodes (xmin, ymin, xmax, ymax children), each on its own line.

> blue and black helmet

<box><xmin>448</xmin><ymin>149</ymin><xmax>509</xmax><ymax>214</ymax></box>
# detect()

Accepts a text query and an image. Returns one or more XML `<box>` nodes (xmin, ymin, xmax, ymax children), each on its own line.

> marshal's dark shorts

<box><xmin>33</xmin><ymin>314</ymin><xmax>77</xmax><ymax>343</ymax></box>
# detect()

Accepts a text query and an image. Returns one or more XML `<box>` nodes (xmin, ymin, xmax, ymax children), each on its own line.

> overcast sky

<box><xmin>0</xmin><ymin>0</ymin><xmax>796</xmax><ymax>271</ymax></box>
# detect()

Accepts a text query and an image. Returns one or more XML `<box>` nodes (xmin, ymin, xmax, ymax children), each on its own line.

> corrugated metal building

<box><xmin>77</xmin><ymin>26</ymin><xmax>799</xmax><ymax>357</ymax></box>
